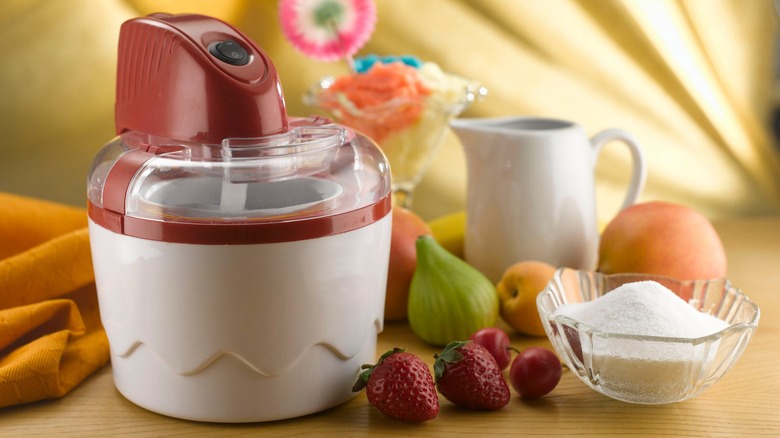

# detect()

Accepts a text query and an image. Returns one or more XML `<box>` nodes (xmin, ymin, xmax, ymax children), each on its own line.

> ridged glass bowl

<box><xmin>537</xmin><ymin>268</ymin><xmax>760</xmax><ymax>404</ymax></box>
<box><xmin>304</xmin><ymin>75</ymin><xmax>485</xmax><ymax>207</ymax></box>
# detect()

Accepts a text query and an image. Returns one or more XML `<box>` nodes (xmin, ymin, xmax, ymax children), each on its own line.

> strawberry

<box><xmin>433</xmin><ymin>341</ymin><xmax>511</xmax><ymax>410</ymax></box>
<box><xmin>353</xmin><ymin>348</ymin><xmax>439</xmax><ymax>422</ymax></box>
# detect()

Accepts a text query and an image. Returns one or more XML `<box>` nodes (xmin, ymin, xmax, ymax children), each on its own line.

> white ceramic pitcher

<box><xmin>450</xmin><ymin>117</ymin><xmax>646</xmax><ymax>282</ymax></box>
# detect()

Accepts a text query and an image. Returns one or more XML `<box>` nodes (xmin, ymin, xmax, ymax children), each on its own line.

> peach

<box><xmin>384</xmin><ymin>207</ymin><xmax>432</xmax><ymax>321</ymax></box>
<box><xmin>597</xmin><ymin>201</ymin><xmax>727</xmax><ymax>280</ymax></box>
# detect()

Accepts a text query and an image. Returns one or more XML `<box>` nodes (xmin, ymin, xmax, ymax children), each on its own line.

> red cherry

<box><xmin>469</xmin><ymin>327</ymin><xmax>512</xmax><ymax>370</ymax></box>
<box><xmin>509</xmin><ymin>347</ymin><xmax>562</xmax><ymax>398</ymax></box>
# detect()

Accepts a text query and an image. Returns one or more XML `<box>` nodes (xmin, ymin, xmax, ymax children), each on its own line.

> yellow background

<box><xmin>1</xmin><ymin>0</ymin><xmax>777</xmax><ymax>221</ymax></box>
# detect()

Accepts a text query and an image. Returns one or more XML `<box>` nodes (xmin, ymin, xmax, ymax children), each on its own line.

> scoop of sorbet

<box><xmin>321</xmin><ymin>62</ymin><xmax>431</xmax><ymax>142</ymax></box>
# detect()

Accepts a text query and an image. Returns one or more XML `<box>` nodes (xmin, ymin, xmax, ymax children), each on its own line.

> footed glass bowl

<box><xmin>537</xmin><ymin>268</ymin><xmax>760</xmax><ymax>404</ymax></box>
<box><xmin>304</xmin><ymin>75</ymin><xmax>485</xmax><ymax>207</ymax></box>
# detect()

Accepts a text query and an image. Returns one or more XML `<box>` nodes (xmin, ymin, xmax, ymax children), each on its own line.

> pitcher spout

<box><xmin>449</xmin><ymin>117</ymin><xmax>490</xmax><ymax>136</ymax></box>
<box><xmin>449</xmin><ymin>118</ymin><xmax>494</xmax><ymax>156</ymax></box>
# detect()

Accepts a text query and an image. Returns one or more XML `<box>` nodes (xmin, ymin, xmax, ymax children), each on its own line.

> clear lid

<box><xmin>87</xmin><ymin>123</ymin><xmax>391</xmax><ymax>225</ymax></box>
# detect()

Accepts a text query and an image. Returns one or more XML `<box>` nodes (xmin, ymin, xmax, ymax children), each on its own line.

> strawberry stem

<box><xmin>433</xmin><ymin>340</ymin><xmax>469</xmax><ymax>380</ymax></box>
<box><xmin>352</xmin><ymin>347</ymin><xmax>406</xmax><ymax>392</ymax></box>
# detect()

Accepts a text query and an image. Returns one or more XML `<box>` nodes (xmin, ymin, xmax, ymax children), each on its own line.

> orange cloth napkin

<box><xmin>0</xmin><ymin>192</ymin><xmax>109</xmax><ymax>408</ymax></box>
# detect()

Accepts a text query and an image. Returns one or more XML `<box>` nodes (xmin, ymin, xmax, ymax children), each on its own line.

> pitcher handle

<box><xmin>590</xmin><ymin>129</ymin><xmax>647</xmax><ymax>210</ymax></box>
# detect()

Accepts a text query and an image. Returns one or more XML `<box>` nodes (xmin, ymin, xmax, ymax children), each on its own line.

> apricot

<box><xmin>496</xmin><ymin>261</ymin><xmax>557</xmax><ymax>337</ymax></box>
<box><xmin>384</xmin><ymin>207</ymin><xmax>431</xmax><ymax>321</ymax></box>
<box><xmin>597</xmin><ymin>201</ymin><xmax>727</xmax><ymax>280</ymax></box>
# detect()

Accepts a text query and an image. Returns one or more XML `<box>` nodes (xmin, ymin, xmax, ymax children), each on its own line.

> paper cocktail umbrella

<box><xmin>279</xmin><ymin>0</ymin><xmax>376</xmax><ymax>63</ymax></box>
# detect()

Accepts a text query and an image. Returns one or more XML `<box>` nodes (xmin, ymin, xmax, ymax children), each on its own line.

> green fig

<box><xmin>408</xmin><ymin>235</ymin><xmax>498</xmax><ymax>346</ymax></box>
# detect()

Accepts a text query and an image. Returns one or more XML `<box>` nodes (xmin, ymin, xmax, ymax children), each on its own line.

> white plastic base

<box><xmin>89</xmin><ymin>215</ymin><xmax>391</xmax><ymax>422</ymax></box>
<box><xmin>111</xmin><ymin>331</ymin><xmax>377</xmax><ymax>422</ymax></box>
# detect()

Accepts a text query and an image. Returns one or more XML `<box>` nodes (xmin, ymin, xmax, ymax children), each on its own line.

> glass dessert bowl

<box><xmin>537</xmin><ymin>268</ymin><xmax>760</xmax><ymax>404</ymax></box>
<box><xmin>304</xmin><ymin>58</ymin><xmax>485</xmax><ymax>207</ymax></box>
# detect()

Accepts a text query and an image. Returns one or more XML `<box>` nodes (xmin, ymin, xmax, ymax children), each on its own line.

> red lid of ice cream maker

<box><xmin>87</xmin><ymin>13</ymin><xmax>391</xmax><ymax>245</ymax></box>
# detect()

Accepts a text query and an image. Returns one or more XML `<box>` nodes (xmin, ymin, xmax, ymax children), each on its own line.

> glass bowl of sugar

<box><xmin>537</xmin><ymin>268</ymin><xmax>760</xmax><ymax>404</ymax></box>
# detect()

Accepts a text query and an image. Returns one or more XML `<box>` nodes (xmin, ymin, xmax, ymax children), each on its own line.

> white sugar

<box><xmin>554</xmin><ymin>280</ymin><xmax>728</xmax><ymax>338</ymax></box>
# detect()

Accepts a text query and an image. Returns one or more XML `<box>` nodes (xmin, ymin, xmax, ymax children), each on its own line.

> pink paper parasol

<box><xmin>279</xmin><ymin>0</ymin><xmax>376</xmax><ymax>62</ymax></box>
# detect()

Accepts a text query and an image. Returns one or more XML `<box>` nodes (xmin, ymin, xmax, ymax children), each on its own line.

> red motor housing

<box><xmin>115</xmin><ymin>13</ymin><xmax>288</xmax><ymax>144</ymax></box>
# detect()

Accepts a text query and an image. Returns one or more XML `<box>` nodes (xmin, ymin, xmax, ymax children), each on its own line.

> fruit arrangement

<box><xmin>398</xmin><ymin>201</ymin><xmax>728</xmax><ymax>337</ymax></box>
<box><xmin>368</xmin><ymin>201</ymin><xmax>726</xmax><ymax>420</ymax></box>
<box><xmin>353</xmin><ymin>328</ymin><xmax>562</xmax><ymax>422</ymax></box>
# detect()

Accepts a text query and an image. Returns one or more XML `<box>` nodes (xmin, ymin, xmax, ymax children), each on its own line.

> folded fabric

<box><xmin>0</xmin><ymin>192</ymin><xmax>109</xmax><ymax>408</ymax></box>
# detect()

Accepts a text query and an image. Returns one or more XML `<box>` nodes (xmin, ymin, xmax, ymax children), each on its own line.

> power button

<box><xmin>209</xmin><ymin>40</ymin><xmax>249</xmax><ymax>66</ymax></box>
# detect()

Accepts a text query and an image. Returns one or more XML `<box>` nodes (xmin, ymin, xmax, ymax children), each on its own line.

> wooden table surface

<box><xmin>2</xmin><ymin>217</ymin><xmax>779</xmax><ymax>437</ymax></box>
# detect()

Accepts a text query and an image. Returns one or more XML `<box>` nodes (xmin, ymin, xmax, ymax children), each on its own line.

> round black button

<box><xmin>209</xmin><ymin>40</ymin><xmax>249</xmax><ymax>66</ymax></box>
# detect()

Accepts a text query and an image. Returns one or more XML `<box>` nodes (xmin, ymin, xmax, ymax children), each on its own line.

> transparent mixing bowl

<box><xmin>537</xmin><ymin>268</ymin><xmax>760</xmax><ymax>404</ymax></box>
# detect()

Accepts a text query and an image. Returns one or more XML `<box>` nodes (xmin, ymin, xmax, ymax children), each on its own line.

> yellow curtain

<box><xmin>0</xmin><ymin>0</ymin><xmax>777</xmax><ymax>221</ymax></box>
